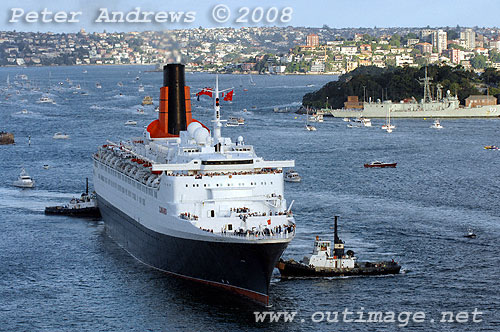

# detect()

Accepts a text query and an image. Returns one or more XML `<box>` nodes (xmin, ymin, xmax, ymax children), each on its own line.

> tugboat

<box><xmin>44</xmin><ymin>178</ymin><xmax>101</xmax><ymax>218</ymax></box>
<box><xmin>276</xmin><ymin>216</ymin><xmax>401</xmax><ymax>278</ymax></box>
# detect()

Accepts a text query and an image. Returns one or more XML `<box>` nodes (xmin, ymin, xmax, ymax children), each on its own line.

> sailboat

<box><xmin>249</xmin><ymin>74</ymin><xmax>256</xmax><ymax>86</ymax></box>
<box><xmin>381</xmin><ymin>107</ymin><xmax>395</xmax><ymax>132</ymax></box>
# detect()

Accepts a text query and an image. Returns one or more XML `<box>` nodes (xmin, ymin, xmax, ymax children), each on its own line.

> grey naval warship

<box><xmin>93</xmin><ymin>64</ymin><xmax>296</xmax><ymax>305</ymax></box>
<box><xmin>326</xmin><ymin>69</ymin><xmax>500</xmax><ymax>118</ymax></box>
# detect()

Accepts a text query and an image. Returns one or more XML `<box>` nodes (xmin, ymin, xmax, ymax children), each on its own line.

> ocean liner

<box><xmin>93</xmin><ymin>64</ymin><xmax>296</xmax><ymax>305</ymax></box>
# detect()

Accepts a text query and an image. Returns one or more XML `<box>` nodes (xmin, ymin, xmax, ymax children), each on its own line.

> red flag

<box><xmin>196</xmin><ymin>88</ymin><xmax>213</xmax><ymax>98</ymax></box>
<box><xmin>223</xmin><ymin>89</ymin><xmax>233</xmax><ymax>101</ymax></box>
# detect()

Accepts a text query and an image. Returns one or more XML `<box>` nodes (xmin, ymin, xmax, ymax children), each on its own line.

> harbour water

<box><xmin>0</xmin><ymin>66</ymin><xmax>499</xmax><ymax>331</ymax></box>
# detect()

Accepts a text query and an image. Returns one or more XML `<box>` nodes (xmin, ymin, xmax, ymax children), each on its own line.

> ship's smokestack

<box><xmin>165</xmin><ymin>64</ymin><xmax>187</xmax><ymax>135</ymax></box>
<box><xmin>147</xmin><ymin>63</ymin><xmax>194</xmax><ymax>138</ymax></box>
<box><xmin>333</xmin><ymin>215</ymin><xmax>344</xmax><ymax>258</ymax></box>
<box><xmin>334</xmin><ymin>215</ymin><xmax>339</xmax><ymax>242</ymax></box>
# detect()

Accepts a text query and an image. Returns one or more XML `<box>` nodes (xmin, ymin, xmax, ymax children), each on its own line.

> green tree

<box><xmin>470</xmin><ymin>55</ymin><xmax>487</xmax><ymax>69</ymax></box>
<box><xmin>389</xmin><ymin>34</ymin><xmax>401</xmax><ymax>47</ymax></box>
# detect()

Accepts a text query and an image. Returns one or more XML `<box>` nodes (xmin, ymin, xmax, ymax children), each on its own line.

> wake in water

<box><xmin>0</xmin><ymin>187</ymin><xmax>81</xmax><ymax>212</ymax></box>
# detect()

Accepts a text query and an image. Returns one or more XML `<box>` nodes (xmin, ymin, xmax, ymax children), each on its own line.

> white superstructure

<box><xmin>93</xmin><ymin>76</ymin><xmax>295</xmax><ymax>241</ymax></box>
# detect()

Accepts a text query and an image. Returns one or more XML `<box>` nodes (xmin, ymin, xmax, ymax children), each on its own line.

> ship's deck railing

<box><xmin>199</xmin><ymin>224</ymin><xmax>296</xmax><ymax>240</ymax></box>
<box><xmin>167</xmin><ymin>169</ymin><xmax>283</xmax><ymax>177</ymax></box>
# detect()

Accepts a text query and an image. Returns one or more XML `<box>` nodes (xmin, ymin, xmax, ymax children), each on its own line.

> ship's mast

<box><xmin>419</xmin><ymin>67</ymin><xmax>433</xmax><ymax>103</ymax></box>
<box><xmin>213</xmin><ymin>75</ymin><xmax>222</xmax><ymax>144</ymax></box>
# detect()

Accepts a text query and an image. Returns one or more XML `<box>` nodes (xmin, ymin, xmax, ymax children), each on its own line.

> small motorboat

<box><xmin>430</xmin><ymin>119</ymin><xmax>443</xmax><ymax>129</ymax></box>
<box><xmin>95</xmin><ymin>82</ymin><xmax>102</xmax><ymax>89</ymax></box>
<box><xmin>138</xmin><ymin>84</ymin><xmax>145</xmax><ymax>92</ymax></box>
<box><xmin>43</xmin><ymin>164</ymin><xmax>50</xmax><ymax>169</ymax></box>
<box><xmin>227</xmin><ymin>117</ymin><xmax>244</xmax><ymax>126</ymax></box>
<box><xmin>53</xmin><ymin>133</ymin><xmax>70</xmax><ymax>139</ymax></box>
<box><xmin>20</xmin><ymin>109</ymin><xmax>28</xmax><ymax>114</ymax></box>
<box><xmin>309</xmin><ymin>113</ymin><xmax>324</xmax><ymax>123</ymax></box>
<box><xmin>305</xmin><ymin>124</ymin><xmax>317</xmax><ymax>131</ymax></box>
<box><xmin>225</xmin><ymin>118</ymin><xmax>239</xmax><ymax>127</ymax></box>
<box><xmin>284</xmin><ymin>170</ymin><xmax>301</xmax><ymax>182</ymax></box>
<box><xmin>36</xmin><ymin>96</ymin><xmax>54</xmax><ymax>104</ymax></box>
<box><xmin>484</xmin><ymin>145</ymin><xmax>499</xmax><ymax>150</ymax></box>
<box><xmin>359</xmin><ymin>117</ymin><xmax>372</xmax><ymax>127</ymax></box>
<box><xmin>273</xmin><ymin>107</ymin><xmax>290</xmax><ymax>113</ymax></box>
<box><xmin>364</xmin><ymin>161</ymin><xmax>397</xmax><ymax>168</ymax></box>
<box><xmin>124</xmin><ymin>120</ymin><xmax>137</xmax><ymax>126</ymax></box>
<box><xmin>137</xmin><ymin>108</ymin><xmax>145</xmax><ymax>114</ymax></box>
<box><xmin>464</xmin><ymin>229</ymin><xmax>476</xmax><ymax>239</ymax></box>
<box><xmin>13</xmin><ymin>168</ymin><xmax>35</xmax><ymax>188</ymax></box>
<box><xmin>142</xmin><ymin>96</ymin><xmax>153</xmax><ymax>105</ymax></box>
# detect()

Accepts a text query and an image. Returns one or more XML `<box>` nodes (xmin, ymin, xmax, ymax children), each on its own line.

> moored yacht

<box><xmin>93</xmin><ymin>64</ymin><xmax>296</xmax><ymax>305</ymax></box>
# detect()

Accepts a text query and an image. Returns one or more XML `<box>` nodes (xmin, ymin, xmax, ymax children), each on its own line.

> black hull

<box><xmin>277</xmin><ymin>259</ymin><xmax>401</xmax><ymax>279</ymax></box>
<box><xmin>44</xmin><ymin>206</ymin><xmax>101</xmax><ymax>218</ymax></box>
<box><xmin>98</xmin><ymin>196</ymin><xmax>289</xmax><ymax>305</ymax></box>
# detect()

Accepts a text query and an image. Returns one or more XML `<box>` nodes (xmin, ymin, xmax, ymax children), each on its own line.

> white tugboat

<box><xmin>93</xmin><ymin>64</ymin><xmax>296</xmax><ymax>305</ymax></box>
<box><xmin>277</xmin><ymin>216</ymin><xmax>401</xmax><ymax>278</ymax></box>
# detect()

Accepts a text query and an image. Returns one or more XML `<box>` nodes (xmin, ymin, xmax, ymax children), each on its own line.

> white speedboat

<box><xmin>225</xmin><ymin>119</ymin><xmax>239</xmax><ymax>127</ymax></box>
<box><xmin>53</xmin><ymin>133</ymin><xmax>70</xmax><ymax>139</ymax></box>
<box><xmin>13</xmin><ymin>168</ymin><xmax>35</xmax><ymax>188</ymax></box>
<box><xmin>306</xmin><ymin>124</ymin><xmax>317</xmax><ymax>131</ymax></box>
<box><xmin>309</xmin><ymin>113</ymin><xmax>324</xmax><ymax>123</ymax></box>
<box><xmin>36</xmin><ymin>96</ymin><xmax>54</xmax><ymax>104</ymax></box>
<box><xmin>124</xmin><ymin>120</ymin><xmax>137</xmax><ymax>126</ymax></box>
<box><xmin>430</xmin><ymin>119</ymin><xmax>443</xmax><ymax>129</ymax></box>
<box><xmin>137</xmin><ymin>109</ymin><xmax>145</xmax><ymax>114</ymax></box>
<box><xmin>227</xmin><ymin>117</ymin><xmax>244</xmax><ymax>126</ymax></box>
<box><xmin>360</xmin><ymin>117</ymin><xmax>372</xmax><ymax>127</ymax></box>
<box><xmin>21</xmin><ymin>109</ymin><xmax>28</xmax><ymax>114</ymax></box>
<box><xmin>95</xmin><ymin>82</ymin><xmax>102</xmax><ymax>89</ymax></box>
<box><xmin>284</xmin><ymin>170</ymin><xmax>301</xmax><ymax>182</ymax></box>
<box><xmin>138</xmin><ymin>84</ymin><xmax>145</xmax><ymax>92</ymax></box>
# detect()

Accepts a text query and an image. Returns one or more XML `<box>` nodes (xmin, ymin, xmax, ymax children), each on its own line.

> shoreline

<box><xmin>0</xmin><ymin>63</ymin><xmax>341</xmax><ymax>75</ymax></box>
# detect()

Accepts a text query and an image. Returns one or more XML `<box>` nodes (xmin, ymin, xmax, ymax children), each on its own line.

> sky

<box><xmin>1</xmin><ymin>0</ymin><xmax>499</xmax><ymax>33</ymax></box>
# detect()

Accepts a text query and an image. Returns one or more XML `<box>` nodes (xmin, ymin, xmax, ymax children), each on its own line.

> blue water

<box><xmin>0</xmin><ymin>66</ymin><xmax>498</xmax><ymax>331</ymax></box>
